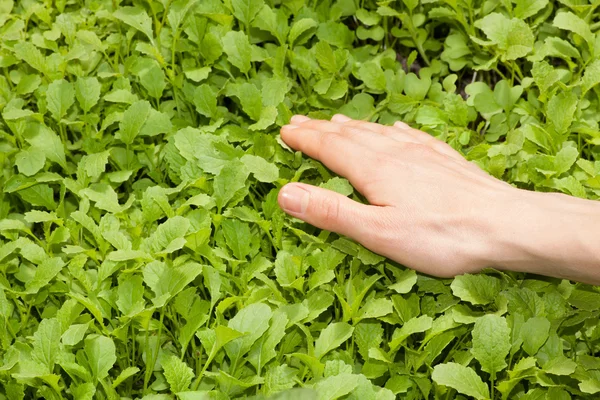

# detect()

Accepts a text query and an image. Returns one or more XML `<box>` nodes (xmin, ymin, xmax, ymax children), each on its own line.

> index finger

<box><xmin>280</xmin><ymin>124</ymin><xmax>374</xmax><ymax>188</ymax></box>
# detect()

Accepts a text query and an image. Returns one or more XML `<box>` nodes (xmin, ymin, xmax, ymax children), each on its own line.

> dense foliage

<box><xmin>1</xmin><ymin>0</ymin><xmax>600</xmax><ymax>398</ymax></box>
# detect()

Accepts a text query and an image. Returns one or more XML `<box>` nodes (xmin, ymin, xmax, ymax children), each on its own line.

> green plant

<box><xmin>0</xmin><ymin>0</ymin><xmax>599</xmax><ymax>399</ymax></box>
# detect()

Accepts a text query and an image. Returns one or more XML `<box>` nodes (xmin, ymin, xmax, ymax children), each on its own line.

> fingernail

<box><xmin>282</xmin><ymin>124</ymin><xmax>299</xmax><ymax>131</ymax></box>
<box><xmin>291</xmin><ymin>115</ymin><xmax>310</xmax><ymax>124</ymax></box>
<box><xmin>279</xmin><ymin>184</ymin><xmax>309</xmax><ymax>214</ymax></box>
<box><xmin>332</xmin><ymin>114</ymin><xmax>351</xmax><ymax>122</ymax></box>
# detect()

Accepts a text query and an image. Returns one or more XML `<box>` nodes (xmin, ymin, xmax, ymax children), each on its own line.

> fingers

<box><xmin>329</xmin><ymin>114</ymin><xmax>466</xmax><ymax>162</ymax></box>
<box><xmin>288</xmin><ymin>115</ymin><xmax>401</xmax><ymax>151</ymax></box>
<box><xmin>280</xmin><ymin>125</ymin><xmax>371</xmax><ymax>184</ymax></box>
<box><xmin>328</xmin><ymin>114</ymin><xmax>467</xmax><ymax>163</ymax></box>
<box><xmin>332</xmin><ymin>114</ymin><xmax>415</xmax><ymax>143</ymax></box>
<box><xmin>278</xmin><ymin>183</ymin><xmax>387</xmax><ymax>244</ymax></box>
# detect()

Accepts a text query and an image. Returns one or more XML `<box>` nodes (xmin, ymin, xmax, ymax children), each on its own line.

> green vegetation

<box><xmin>0</xmin><ymin>0</ymin><xmax>600</xmax><ymax>398</ymax></box>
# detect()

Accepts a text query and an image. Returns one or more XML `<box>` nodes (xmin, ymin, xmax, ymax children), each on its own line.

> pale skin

<box><xmin>277</xmin><ymin>114</ymin><xmax>600</xmax><ymax>285</ymax></box>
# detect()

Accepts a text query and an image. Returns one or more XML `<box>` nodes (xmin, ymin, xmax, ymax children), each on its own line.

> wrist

<box><xmin>488</xmin><ymin>189</ymin><xmax>600</xmax><ymax>284</ymax></box>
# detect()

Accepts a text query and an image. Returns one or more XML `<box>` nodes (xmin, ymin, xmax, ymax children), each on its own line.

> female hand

<box><xmin>277</xmin><ymin>114</ymin><xmax>600</xmax><ymax>283</ymax></box>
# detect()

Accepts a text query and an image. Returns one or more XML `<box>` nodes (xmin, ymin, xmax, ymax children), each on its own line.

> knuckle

<box><xmin>345</xmin><ymin>120</ymin><xmax>364</xmax><ymax>128</ymax></box>
<box><xmin>399</xmin><ymin>142</ymin><xmax>436</xmax><ymax>158</ymax></box>
<box><xmin>339</xmin><ymin>125</ymin><xmax>361</xmax><ymax>139</ymax></box>
<box><xmin>381</xmin><ymin>126</ymin><xmax>400</xmax><ymax>136</ymax></box>
<box><xmin>316</xmin><ymin>131</ymin><xmax>339</xmax><ymax>158</ymax></box>
<box><xmin>319</xmin><ymin>196</ymin><xmax>341</xmax><ymax>226</ymax></box>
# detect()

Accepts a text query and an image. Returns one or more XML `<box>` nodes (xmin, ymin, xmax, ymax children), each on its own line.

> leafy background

<box><xmin>0</xmin><ymin>0</ymin><xmax>600</xmax><ymax>399</ymax></box>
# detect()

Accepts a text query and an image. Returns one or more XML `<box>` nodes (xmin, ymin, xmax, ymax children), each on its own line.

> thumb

<box><xmin>278</xmin><ymin>183</ymin><xmax>384</xmax><ymax>243</ymax></box>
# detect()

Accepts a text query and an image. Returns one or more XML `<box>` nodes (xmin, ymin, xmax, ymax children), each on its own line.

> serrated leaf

<box><xmin>553</xmin><ymin>11</ymin><xmax>594</xmax><ymax>47</ymax></box>
<box><xmin>232</xmin><ymin>0</ymin><xmax>264</xmax><ymax>27</ymax></box>
<box><xmin>432</xmin><ymin>363</ymin><xmax>489</xmax><ymax>400</ymax></box>
<box><xmin>223</xmin><ymin>31</ymin><xmax>252</xmax><ymax>74</ymax></box>
<box><xmin>314</xmin><ymin>322</ymin><xmax>354</xmax><ymax>359</ymax></box>
<box><xmin>114</xmin><ymin>6</ymin><xmax>154</xmax><ymax>40</ymax></box>
<box><xmin>471</xmin><ymin>315</ymin><xmax>511</xmax><ymax>377</ymax></box>
<box><xmin>450</xmin><ymin>274</ymin><xmax>503</xmax><ymax>305</ymax></box>
<box><xmin>241</xmin><ymin>154</ymin><xmax>279</xmax><ymax>182</ymax></box>
<box><xmin>15</xmin><ymin>148</ymin><xmax>45</xmax><ymax>176</ymax></box>
<box><xmin>162</xmin><ymin>355</ymin><xmax>194</xmax><ymax>393</ymax></box>
<box><xmin>47</xmin><ymin>79</ymin><xmax>75</xmax><ymax>121</ymax></box>
<box><xmin>193</xmin><ymin>84</ymin><xmax>218</xmax><ymax>118</ymax></box>
<box><xmin>116</xmin><ymin>100</ymin><xmax>152</xmax><ymax>145</ymax></box>
<box><xmin>75</xmin><ymin>77</ymin><xmax>101</xmax><ymax>113</ymax></box>
<box><xmin>84</xmin><ymin>335</ymin><xmax>116</xmax><ymax>381</ymax></box>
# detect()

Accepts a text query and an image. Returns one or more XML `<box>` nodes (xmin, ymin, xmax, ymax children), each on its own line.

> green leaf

<box><xmin>18</xmin><ymin>184</ymin><xmax>57</xmax><ymax>210</ymax></box>
<box><xmin>582</xmin><ymin>59</ymin><xmax>600</xmax><ymax>93</ymax></box>
<box><xmin>13</xmin><ymin>42</ymin><xmax>46</xmax><ymax>73</ymax></box>
<box><xmin>390</xmin><ymin>315</ymin><xmax>433</xmax><ymax>350</ymax></box>
<box><xmin>70</xmin><ymin>383</ymin><xmax>95</xmax><ymax>400</ymax></box>
<box><xmin>193</xmin><ymin>84</ymin><xmax>218</xmax><ymax>118</ymax></box>
<box><xmin>174</xmin><ymin>127</ymin><xmax>236</xmax><ymax>174</ymax></box>
<box><xmin>289</xmin><ymin>18</ymin><xmax>319</xmax><ymax>47</ymax></box>
<box><xmin>223</xmin><ymin>31</ymin><xmax>253</xmax><ymax>75</ymax></box>
<box><xmin>358</xmin><ymin>61</ymin><xmax>387</xmax><ymax>92</ymax></box>
<box><xmin>213</xmin><ymin>161</ymin><xmax>249</xmax><ymax>210</ymax></box>
<box><xmin>162</xmin><ymin>355</ymin><xmax>194</xmax><ymax>393</ymax></box>
<box><xmin>254</xmin><ymin>5</ymin><xmax>289</xmax><ymax>45</ymax></box>
<box><xmin>80</xmin><ymin>183</ymin><xmax>124</xmax><ymax>213</ymax></box>
<box><xmin>313</xmin><ymin>373</ymin><xmax>360</xmax><ymax>400</ymax></box>
<box><xmin>543</xmin><ymin>356</ymin><xmax>576</xmax><ymax>376</ymax></box>
<box><xmin>354</xmin><ymin>322</ymin><xmax>384</xmax><ymax>360</ymax></box>
<box><xmin>221</xmin><ymin>218</ymin><xmax>253</xmax><ymax>260</ymax></box>
<box><xmin>24</xmin><ymin>123</ymin><xmax>67</xmax><ymax>169</ymax></box>
<box><xmin>114</xmin><ymin>6</ymin><xmax>154</xmax><ymax>40</ymax></box>
<box><xmin>514</xmin><ymin>0</ymin><xmax>548</xmax><ymax>19</ymax></box>
<box><xmin>247</xmin><ymin>311</ymin><xmax>289</xmax><ymax>372</ymax></box>
<box><xmin>264</xmin><ymin>365</ymin><xmax>298</xmax><ymax>394</ymax></box>
<box><xmin>389</xmin><ymin>269</ymin><xmax>418</xmax><ymax>294</ymax></box>
<box><xmin>314</xmin><ymin>322</ymin><xmax>354</xmax><ymax>359</ymax></box>
<box><xmin>234</xmin><ymin>82</ymin><xmax>263</xmax><ymax>121</ymax></box>
<box><xmin>531</xmin><ymin>61</ymin><xmax>560</xmax><ymax>96</ymax></box>
<box><xmin>402</xmin><ymin>0</ymin><xmax>419</xmax><ymax>12</ymax></box>
<box><xmin>225</xmin><ymin>303</ymin><xmax>273</xmax><ymax>363</ymax></box>
<box><xmin>555</xmin><ymin>146</ymin><xmax>579</xmax><ymax>174</ymax></box>
<box><xmin>75</xmin><ymin>76</ymin><xmax>101</xmax><ymax>113</ymax></box>
<box><xmin>15</xmin><ymin>148</ymin><xmax>45</xmax><ymax>176</ymax></box>
<box><xmin>241</xmin><ymin>154</ymin><xmax>279</xmax><ymax>182</ymax></box>
<box><xmin>432</xmin><ymin>362</ymin><xmax>490</xmax><ymax>400</ymax></box>
<box><xmin>26</xmin><ymin>257</ymin><xmax>64</xmax><ymax>294</ymax></box>
<box><xmin>167</xmin><ymin>0</ymin><xmax>200</xmax><ymax>30</ymax></box>
<box><xmin>61</xmin><ymin>322</ymin><xmax>89</xmax><ymax>346</ymax></box>
<box><xmin>520</xmin><ymin>317</ymin><xmax>550</xmax><ymax>356</ymax></box>
<box><xmin>46</xmin><ymin>79</ymin><xmax>75</xmax><ymax>122</ymax></box>
<box><xmin>31</xmin><ymin>318</ymin><xmax>61</xmax><ymax>371</ymax></box>
<box><xmin>79</xmin><ymin>151</ymin><xmax>110</xmax><ymax>179</ymax></box>
<box><xmin>475</xmin><ymin>13</ymin><xmax>534</xmax><ymax>60</ymax></box>
<box><xmin>232</xmin><ymin>0</ymin><xmax>264</xmax><ymax>27</ymax></box>
<box><xmin>84</xmin><ymin>335</ymin><xmax>117</xmax><ymax>381</ymax></box>
<box><xmin>450</xmin><ymin>274</ymin><xmax>503</xmax><ymax>305</ymax></box>
<box><xmin>553</xmin><ymin>11</ymin><xmax>594</xmax><ymax>47</ymax></box>
<box><xmin>116</xmin><ymin>275</ymin><xmax>145</xmax><ymax>316</ymax></box>
<box><xmin>471</xmin><ymin>315</ymin><xmax>511</xmax><ymax>377</ymax></box>
<box><xmin>112</xmin><ymin>367</ymin><xmax>140</xmax><ymax>388</ymax></box>
<box><xmin>137</xmin><ymin>60</ymin><xmax>166</xmax><ymax>99</ymax></box>
<box><xmin>275</xmin><ymin>250</ymin><xmax>303</xmax><ymax>289</ymax></box>
<box><xmin>143</xmin><ymin>261</ymin><xmax>203</xmax><ymax>307</ymax></box>
<box><xmin>116</xmin><ymin>100</ymin><xmax>152</xmax><ymax>145</ymax></box>
<box><xmin>547</xmin><ymin>91</ymin><xmax>578</xmax><ymax>135</ymax></box>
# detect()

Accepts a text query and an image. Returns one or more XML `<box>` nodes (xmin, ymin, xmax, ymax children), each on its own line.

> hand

<box><xmin>277</xmin><ymin>115</ymin><xmax>600</xmax><ymax>283</ymax></box>
<box><xmin>277</xmin><ymin>114</ymin><xmax>516</xmax><ymax>277</ymax></box>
